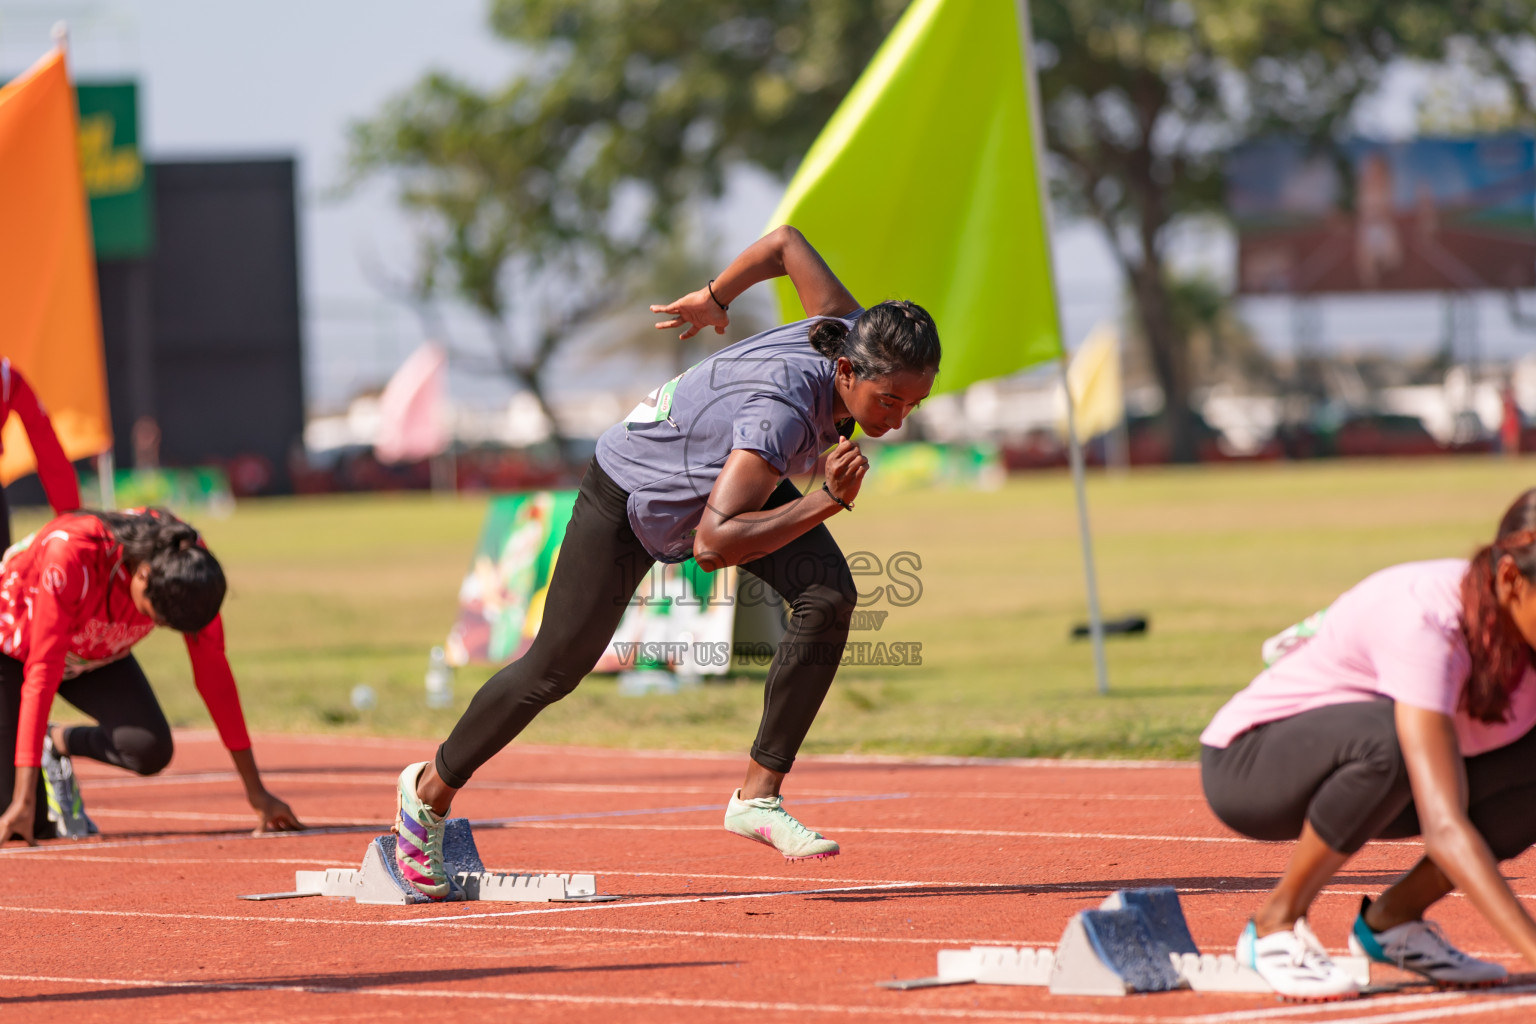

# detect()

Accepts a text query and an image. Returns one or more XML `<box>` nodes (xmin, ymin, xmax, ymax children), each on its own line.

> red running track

<box><xmin>3</xmin><ymin>730</ymin><xmax>1536</xmax><ymax>1023</ymax></box>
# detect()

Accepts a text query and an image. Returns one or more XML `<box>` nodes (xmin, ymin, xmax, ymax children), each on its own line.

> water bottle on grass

<box><xmin>425</xmin><ymin>646</ymin><xmax>454</xmax><ymax>708</ymax></box>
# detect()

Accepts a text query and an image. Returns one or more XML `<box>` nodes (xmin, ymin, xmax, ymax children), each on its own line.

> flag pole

<box><xmin>1014</xmin><ymin>0</ymin><xmax>1109</xmax><ymax>695</ymax></box>
<box><xmin>54</xmin><ymin>18</ymin><xmax>117</xmax><ymax>510</ymax></box>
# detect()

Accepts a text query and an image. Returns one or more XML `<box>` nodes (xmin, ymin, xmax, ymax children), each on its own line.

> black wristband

<box><xmin>822</xmin><ymin>480</ymin><xmax>854</xmax><ymax>512</ymax></box>
<box><xmin>707</xmin><ymin>279</ymin><xmax>729</xmax><ymax>311</ymax></box>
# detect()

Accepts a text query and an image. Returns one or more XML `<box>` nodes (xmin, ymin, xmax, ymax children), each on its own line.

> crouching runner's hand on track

<box><xmin>0</xmin><ymin>796</ymin><xmax>37</xmax><ymax>848</ymax></box>
<box><xmin>249</xmin><ymin>789</ymin><xmax>304</xmax><ymax>834</ymax></box>
<box><xmin>824</xmin><ymin>436</ymin><xmax>868</xmax><ymax>509</ymax></box>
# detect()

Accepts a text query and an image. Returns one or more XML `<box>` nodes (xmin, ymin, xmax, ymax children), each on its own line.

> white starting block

<box><xmin>937</xmin><ymin>946</ymin><xmax>1055</xmax><ymax>986</ymax></box>
<box><xmin>242</xmin><ymin>818</ymin><xmax>616</xmax><ymax>906</ymax></box>
<box><xmin>881</xmin><ymin>887</ymin><xmax>1370</xmax><ymax>996</ymax></box>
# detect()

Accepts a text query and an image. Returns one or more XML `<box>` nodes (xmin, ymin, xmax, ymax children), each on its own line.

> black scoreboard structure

<box><xmin>96</xmin><ymin>157</ymin><xmax>305</xmax><ymax>495</ymax></box>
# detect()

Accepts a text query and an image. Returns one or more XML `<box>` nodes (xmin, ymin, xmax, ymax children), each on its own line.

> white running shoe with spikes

<box><xmin>1350</xmin><ymin>897</ymin><xmax>1507</xmax><ymax>987</ymax></box>
<box><xmin>723</xmin><ymin>789</ymin><xmax>839</xmax><ymax>861</ymax></box>
<box><xmin>1238</xmin><ymin>917</ymin><xmax>1360</xmax><ymax>1001</ymax></box>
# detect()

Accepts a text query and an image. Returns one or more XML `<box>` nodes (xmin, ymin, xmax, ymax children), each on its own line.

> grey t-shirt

<box><xmin>594</xmin><ymin>310</ymin><xmax>861</xmax><ymax>563</ymax></box>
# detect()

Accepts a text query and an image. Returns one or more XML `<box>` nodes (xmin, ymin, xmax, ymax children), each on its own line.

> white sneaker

<box><xmin>1350</xmin><ymin>897</ymin><xmax>1507</xmax><ymax>987</ymax></box>
<box><xmin>1238</xmin><ymin>918</ymin><xmax>1360</xmax><ymax>1001</ymax></box>
<box><xmin>723</xmin><ymin>789</ymin><xmax>839</xmax><ymax>860</ymax></box>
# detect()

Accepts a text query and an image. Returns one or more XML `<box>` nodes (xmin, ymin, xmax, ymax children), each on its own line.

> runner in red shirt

<box><xmin>0</xmin><ymin>358</ymin><xmax>84</xmax><ymax>548</ymax></box>
<box><xmin>0</xmin><ymin>507</ymin><xmax>302</xmax><ymax>845</ymax></box>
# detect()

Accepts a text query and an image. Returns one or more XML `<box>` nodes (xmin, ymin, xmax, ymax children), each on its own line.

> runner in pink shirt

<box><xmin>1201</xmin><ymin>488</ymin><xmax>1536</xmax><ymax>999</ymax></box>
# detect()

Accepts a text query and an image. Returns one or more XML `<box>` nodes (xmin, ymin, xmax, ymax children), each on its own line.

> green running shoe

<box><xmin>41</xmin><ymin>729</ymin><xmax>97</xmax><ymax>839</ymax></box>
<box><xmin>723</xmin><ymin>788</ymin><xmax>839</xmax><ymax>860</ymax></box>
<box><xmin>393</xmin><ymin>762</ymin><xmax>450</xmax><ymax>900</ymax></box>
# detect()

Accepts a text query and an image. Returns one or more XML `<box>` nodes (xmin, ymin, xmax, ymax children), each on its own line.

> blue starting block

<box><xmin>1101</xmin><ymin>886</ymin><xmax>1199</xmax><ymax>955</ymax></box>
<box><xmin>888</xmin><ymin>886</ymin><xmax>1368</xmax><ymax>995</ymax></box>
<box><xmin>1048</xmin><ymin>891</ymin><xmax>1187</xmax><ymax>995</ymax></box>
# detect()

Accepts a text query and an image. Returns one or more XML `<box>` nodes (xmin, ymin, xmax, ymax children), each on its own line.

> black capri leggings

<box><xmin>0</xmin><ymin>652</ymin><xmax>175</xmax><ymax>836</ymax></box>
<box><xmin>435</xmin><ymin>457</ymin><xmax>858</xmax><ymax>789</ymax></box>
<box><xmin>1202</xmin><ymin>698</ymin><xmax>1536</xmax><ymax>858</ymax></box>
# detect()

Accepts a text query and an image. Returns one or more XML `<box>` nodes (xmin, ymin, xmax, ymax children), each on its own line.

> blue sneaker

<box><xmin>41</xmin><ymin>729</ymin><xmax>97</xmax><ymax>839</ymax></box>
<box><xmin>1349</xmin><ymin>897</ymin><xmax>1506</xmax><ymax>987</ymax></box>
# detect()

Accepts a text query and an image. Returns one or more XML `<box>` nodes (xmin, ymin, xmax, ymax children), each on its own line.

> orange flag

<box><xmin>0</xmin><ymin>47</ymin><xmax>111</xmax><ymax>484</ymax></box>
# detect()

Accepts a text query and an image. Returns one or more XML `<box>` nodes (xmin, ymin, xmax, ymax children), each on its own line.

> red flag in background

<box><xmin>375</xmin><ymin>343</ymin><xmax>449</xmax><ymax>464</ymax></box>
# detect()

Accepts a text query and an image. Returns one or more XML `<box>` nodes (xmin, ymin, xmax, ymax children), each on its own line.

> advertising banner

<box><xmin>445</xmin><ymin>491</ymin><xmax>746</xmax><ymax>676</ymax></box>
<box><xmin>76</xmin><ymin>81</ymin><xmax>153</xmax><ymax>259</ymax></box>
<box><xmin>1228</xmin><ymin>134</ymin><xmax>1536</xmax><ymax>294</ymax></box>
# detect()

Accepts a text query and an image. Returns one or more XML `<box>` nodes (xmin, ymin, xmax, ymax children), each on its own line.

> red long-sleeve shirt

<box><xmin>0</xmin><ymin>359</ymin><xmax>82</xmax><ymax>516</ymax></box>
<box><xmin>1</xmin><ymin>512</ymin><xmax>251</xmax><ymax>767</ymax></box>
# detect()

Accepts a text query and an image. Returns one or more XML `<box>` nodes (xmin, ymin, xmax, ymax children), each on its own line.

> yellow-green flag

<box><xmin>767</xmin><ymin>0</ymin><xmax>1060</xmax><ymax>395</ymax></box>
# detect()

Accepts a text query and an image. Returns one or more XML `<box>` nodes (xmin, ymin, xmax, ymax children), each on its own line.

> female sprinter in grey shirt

<box><xmin>388</xmin><ymin>225</ymin><xmax>941</xmax><ymax>898</ymax></box>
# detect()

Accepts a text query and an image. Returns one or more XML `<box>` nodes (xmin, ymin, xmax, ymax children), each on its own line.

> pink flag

<box><xmin>374</xmin><ymin>342</ymin><xmax>449</xmax><ymax>463</ymax></box>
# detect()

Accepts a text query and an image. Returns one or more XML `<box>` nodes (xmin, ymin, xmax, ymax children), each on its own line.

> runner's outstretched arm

<box><xmin>651</xmin><ymin>225</ymin><xmax>860</xmax><ymax>341</ymax></box>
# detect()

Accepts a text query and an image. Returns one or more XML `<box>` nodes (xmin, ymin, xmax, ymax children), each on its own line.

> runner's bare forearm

<box><xmin>9</xmin><ymin>765</ymin><xmax>37</xmax><ymax>809</ymax></box>
<box><xmin>228</xmin><ymin>746</ymin><xmax>268</xmax><ymax>800</ymax></box>
<box><xmin>1399</xmin><ymin>704</ymin><xmax>1536</xmax><ymax>966</ymax></box>
<box><xmin>694</xmin><ymin>490</ymin><xmax>844</xmax><ymax>570</ymax></box>
<box><xmin>710</xmin><ymin>226</ymin><xmax>859</xmax><ymax>318</ymax></box>
<box><xmin>1424</xmin><ymin>817</ymin><xmax>1536</xmax><ymax>966</ymax></box>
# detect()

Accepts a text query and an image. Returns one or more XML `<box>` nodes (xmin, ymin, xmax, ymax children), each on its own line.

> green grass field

<box><xmin>25</xmin><ymin>456</ymin><xmax>1534</xmax><ymax>762</ymax></box>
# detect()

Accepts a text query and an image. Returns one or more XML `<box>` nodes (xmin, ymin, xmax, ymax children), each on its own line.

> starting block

<box><xmin>260</xmin><ymin>818</ymin><xmax>615</xmax><ymax>905</ymax></box>
<box><xmin>883</xmin><ymin>887</ymin><xmax>1370</xmax><ymax>996</ymax></box>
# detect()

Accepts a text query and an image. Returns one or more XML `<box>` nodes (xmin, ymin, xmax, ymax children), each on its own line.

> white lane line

<box><xmin>497</xmin><ymin>822</ymin><xmax>1281</xmax><ymax>844</ymax></box>
<box><xmin>498</xmin><ymin>745</ymin><xmax>1196</xmax><ymax>770</ymax></box>
<box><xmin>9</xmin><ymin>970</ymin><xmax>1530</xmax><ymax>1023</ymax></box>
<box><xmin>0</xmin><ymin>819</ymin><xmax>1423</xmax><ymax>855</ymax></box>
<box><xmin>0</xmin><ymin>901</ymin><xmax>1522</xmax><ymax>965</ymax></box>
<box><xmin>0</xmin><ymin>902</ymin><xmax>1058</xmax><ymax>946</ymax></box>
<box><xmin>11</xmin><ymin>861</ymin><xmax>1529</xmax><ymax>937</ymax></box>
<box><xmin>390</xmin><ymin>882</ymin><xmax>993</xmax><ymax>925</ymax></box>
<box><xmin>1293</xmin><ymin>994</ymin><xmax>1536</xmax><ymax>1024</ymax></box>
<box><xmin>471</xmin><ymin>792</ymin><xmax>908</xmax><ymax>826</ymax></box>
<box><xmin>0</xmin><ymin>826</ymin><xmax>384</xmax><ymax>855</ymax></box>
<box><xmin>410</xmin><ymin>920</ymin><xmax>1062</xmax><ymax>946</ymax></box>
<box><xmin>0</xmin><ymin>971</ymin><xmax>1157</xmax><ymax>1021</ymax></box>
<box><xmin>29</xmin><ymin>855</ymin><xmax>334</xmax><ymax>866</ymax></box>
<box><xmin>101</xmin><ymin>732</ymin><xmax>1201</xmax><ymax>768</ymax></box>
<box><xmin>24</xmin><ymin>855</ymin><xmax>961</xmax><ymax>888</ymax></box>
<box><xmin>82</xmin><ymin>772</ymin><xmax>1203</xmax><ymax>801</ymax></box>
<box><xmin>1187</xmin><ymin>985</ymin><xmax>1536</xmax><ymax>1022</ymax></box>
<box><xmin>49</xmin><ymin>792</ymin><xmax>907</xmax><ymax>835</ymax></box>
<box><xmin>83</xmin><ymin>808</ymin><xmax>382</xmax><ymax>826</ymax></box>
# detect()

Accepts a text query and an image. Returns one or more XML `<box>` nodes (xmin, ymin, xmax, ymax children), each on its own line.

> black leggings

<box><xmin>435</xmin><ymin>457</ymin><xmax>857</xmax><ymax>788</ymax></box>
<box><xmin>1</xmin><ymin>653</ymin><xmax>175</xmax><ymax>836</ymax></box>
<box><xmin>1202</xmin><ymin>698</ymin><xmax>1536</xmax><ymax>858</ymax></box>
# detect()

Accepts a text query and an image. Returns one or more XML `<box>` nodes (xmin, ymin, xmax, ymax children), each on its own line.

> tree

<box><xmin>1032</xmin><ymin>0</ymin><xmax>1536</xmax><ymax>460</ymax></box>
<box><xmin>353</xmin><ymin>0</ymin><xmax>1536</xmax><ymax>463</ymax></box>
<box><xmin>346</xmin><ymin>1</ymin><xmax>907</xmax><ymax>461</ymax></box>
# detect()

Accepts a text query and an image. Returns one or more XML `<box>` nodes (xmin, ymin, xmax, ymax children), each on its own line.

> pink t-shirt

<box><xmin>1202</xmin><ymin>559</ymin><xmax>1536</xmax><ymax>756</ymax></box>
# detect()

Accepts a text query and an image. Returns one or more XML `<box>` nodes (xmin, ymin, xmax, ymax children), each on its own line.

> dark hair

<box><xmin>82</xmin><ymin>508</ymin><xmax>226</xmax><ymax>634</ymax></box>
<box><xmin>807</xmin><ymin>300</ymin><xmax>941</xmax><ymax>379</ymax></box>
<box><xmin>1459</xmin><ymin>489</ymin><xmax>1536</xmax><ymax>723</ymax></box>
